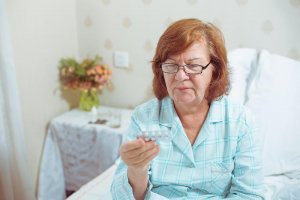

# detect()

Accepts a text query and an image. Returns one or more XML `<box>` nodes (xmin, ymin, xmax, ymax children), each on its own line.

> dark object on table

<box><xmin>88</xmin><ymin>119</ymin><xmax>107</xmax><ymax>124</ymax></box>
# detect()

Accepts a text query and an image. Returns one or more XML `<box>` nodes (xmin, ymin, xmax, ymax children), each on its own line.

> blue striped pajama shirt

<box><xmin>111</xmin><ymin>96</ymin><xmax>265</xmax><ymax>199</ymax></box>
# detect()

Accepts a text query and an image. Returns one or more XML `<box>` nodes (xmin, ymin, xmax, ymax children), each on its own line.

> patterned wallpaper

<box><xmin>76</xmin><ymin>0</ymin><xmax>300</xmax><ymax>108</ymax></box>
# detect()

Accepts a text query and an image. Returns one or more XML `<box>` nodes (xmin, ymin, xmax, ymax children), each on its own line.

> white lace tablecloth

<box><xmin>38</xmin><ymin>106</ymin><xmax>132</xmax><ymax>200</ymax></box>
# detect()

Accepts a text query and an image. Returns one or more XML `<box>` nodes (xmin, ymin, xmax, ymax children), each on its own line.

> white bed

<box><xmin>66</xmin><ymin>163</ymin><xmax>300</xmax><ymax>200</ymax></box>
<box><xmin>67</xmin><ymin>49</ymin><xmax>300</xmax><ymax>200</ymax></box>
<box><xmin>66</xmin><ymin>161</ymin><xmax>117</xmax><ymax>200</ymax></box>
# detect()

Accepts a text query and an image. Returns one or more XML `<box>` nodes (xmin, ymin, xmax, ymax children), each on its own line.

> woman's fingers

<box><xmin>120</xmin><ymin>139</ymin><xmax>160</xmax><ymax>168</ymax></box>
<box><xmin>121</xmin><ymin>138</ymin><xmax>145</xmax><ymax>153</ymax></box>
<box><xmin>125</xmin><ymin>141</ymin><xmax>156</xmax><ymax>159</ymax></box>
<box><xmin>131</xmin><ymin>146</ymin><xmax>160</xmax><ymax>168</ymax></box>
<box><xmin>127</xmin><ymin>144</ymin><xmax>160</xmax><ymax>165</ymax></box>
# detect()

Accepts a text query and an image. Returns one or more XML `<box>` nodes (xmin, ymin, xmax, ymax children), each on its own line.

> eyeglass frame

<box><xmin>160</xmin><ymin>61</ymin><xmax>211</xmax><ymax>75</ymax></box>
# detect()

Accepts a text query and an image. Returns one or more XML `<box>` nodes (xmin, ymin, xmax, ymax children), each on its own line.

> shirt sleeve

<box><xmin>111</xmin><ymin>107</ymin><xmax>170</xmax><ymax>200</ymax></box>
<box><xmin>110</xmin><ymin>160</ymin><xmax>135</xmax><ymax>200</ymax></box>
<box><xmin>225</xmin><ymin>108</ymin><xmax>266</xmax><ymax>199</ymax></box>
<box><xmin>110</xmin><ymin>113</ymin><xmax>138</xmax><ymax>200</ymax></box>
<box><xmin>111</xmin><ymin>159</ymin><xmax>170</xmax><ymax>200</ymax></box>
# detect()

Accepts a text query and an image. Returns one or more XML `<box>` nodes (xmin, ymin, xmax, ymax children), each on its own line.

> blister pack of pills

<box><xmin>137</xmin><ymin>130</ymin><xmax>172</xmax><ymax>142</ymax></box>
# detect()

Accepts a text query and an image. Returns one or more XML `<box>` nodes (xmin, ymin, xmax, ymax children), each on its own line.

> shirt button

<box><xmin>188</xmin><ymin>163</ymin><xmax>194</xmax><ymax>168</ymax></box>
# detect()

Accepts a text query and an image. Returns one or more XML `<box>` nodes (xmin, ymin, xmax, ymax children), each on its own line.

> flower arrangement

<box><xmin>59</xmin><ymin>55</ymin><xmax>112</xmax><ymax>111</ymax></box>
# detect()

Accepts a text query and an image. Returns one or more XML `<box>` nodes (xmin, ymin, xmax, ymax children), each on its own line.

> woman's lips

<box><xmin>176</xmin><ymin>87</ymin><xmax>190</xmax><ymax>91</ymax></box>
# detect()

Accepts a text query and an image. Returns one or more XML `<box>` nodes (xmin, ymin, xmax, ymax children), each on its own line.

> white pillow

<box><xmin>245</xmin><ymin>50</ymin><xmax>300</xmax><ymax>176</ymax></box>
<box><xmin>227</xmin><ymin>48</ymin><xmax>258</xmax><ymax>104</ymax></box>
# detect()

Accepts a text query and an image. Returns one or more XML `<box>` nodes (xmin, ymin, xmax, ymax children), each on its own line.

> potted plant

<box><xmin>59</xmin><ymin>55</ymin><xmax>112</xmax><ymax>111</ymax></box>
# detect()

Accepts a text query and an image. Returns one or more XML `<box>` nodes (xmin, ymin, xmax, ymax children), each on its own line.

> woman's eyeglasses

<box><xmin>160</xmin><ymin>61</ymin><xmax>211</xmax><ymax>75</ymax></box>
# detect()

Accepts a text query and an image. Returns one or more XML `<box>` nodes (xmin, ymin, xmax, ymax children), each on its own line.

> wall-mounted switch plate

<box><xmin>114</xmin><ymin>51</ymin><xmax>129</xmax><ymax>68</ymax></box>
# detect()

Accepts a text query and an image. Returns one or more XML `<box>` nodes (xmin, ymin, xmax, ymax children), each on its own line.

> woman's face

<box><xmin>163</xmin><ymin>41</ymin><xmax>213</xmax><ymax>106</ymax></box>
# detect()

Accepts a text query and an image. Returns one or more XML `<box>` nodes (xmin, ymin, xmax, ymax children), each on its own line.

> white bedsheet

<box><xmin>265</xmin><ymin>173</ymin><xmax>300</xmax><ymax>200</ymax></box>
<box><xmin>67</xmin><ymin>163</ymin><xmax>300</xmax><ymax>200</ymax></box>
<box><xmin>66</xmin><ymin>164</ymin><xmax>116</xmax><ymax>200</ymax></box>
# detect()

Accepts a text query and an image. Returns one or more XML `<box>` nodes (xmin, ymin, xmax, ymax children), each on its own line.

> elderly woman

<box><xmin>111</xmin><ymin>18</ymin><xmax>265</xmax><ymax>200</ymax></box>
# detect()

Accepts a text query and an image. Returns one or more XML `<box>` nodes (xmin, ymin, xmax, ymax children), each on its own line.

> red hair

<box><xmin>152</xmin><ymin>18</ymin><xmax>230</xmax><ymax>102</ymax></box>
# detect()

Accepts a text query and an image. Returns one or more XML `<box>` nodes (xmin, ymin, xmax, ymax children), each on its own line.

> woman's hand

<box><xmin>120</xmin><ymin>138</ymin><xmax>160</xmax><ymax>171</ymax></box>
<box><xmin>120</xmin><ymin>138</ymin><xmax>160</xmax><ymax>200</ymax></box>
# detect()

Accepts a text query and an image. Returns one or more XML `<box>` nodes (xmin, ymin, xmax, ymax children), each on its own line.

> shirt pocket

<box><xmin>210</xmin><ymin>162</ymin><xmax>234</xmax><ymax>195</ymax></box>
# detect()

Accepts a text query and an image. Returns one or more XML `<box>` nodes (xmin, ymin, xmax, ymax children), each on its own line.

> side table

<box><xmin>38</xmin><ymin>106</ymin><xmax>132</xmax><ymax>200</ymax></box>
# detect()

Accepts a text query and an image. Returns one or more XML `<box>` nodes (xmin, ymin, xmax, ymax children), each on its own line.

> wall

<box><xmin>6</xmin><ymin>0</ymin><xmax>79</xmax><ymax>195</ymax></box>
<box><xmin>76</xmin><ymin>0</ymin><xmax>300</xmax><ymax>108</ymax></box>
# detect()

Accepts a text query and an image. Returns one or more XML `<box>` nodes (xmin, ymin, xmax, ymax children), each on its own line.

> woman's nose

<box><xmin>175</xmin><ymin>67</ymin><xmax>189</xmax><ymax>81</ymax></box>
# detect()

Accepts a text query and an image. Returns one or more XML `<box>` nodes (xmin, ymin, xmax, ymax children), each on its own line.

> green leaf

<box><xmin>75</xmin><ymin>66</ymin><xmax>85</xmax><ymax>76</ymax></box>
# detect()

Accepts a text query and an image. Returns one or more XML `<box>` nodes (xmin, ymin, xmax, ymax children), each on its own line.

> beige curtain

<box><xmin>0</xmin><ymin>0</ymin><xmax>35</xmax><ymax>199</ymax></box>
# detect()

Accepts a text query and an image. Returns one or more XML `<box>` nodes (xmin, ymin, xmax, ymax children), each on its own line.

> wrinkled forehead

<box><xmin>166</xmin><ymin>40</ymin><xmax>210</xmax><ymax>62</ymax></box>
